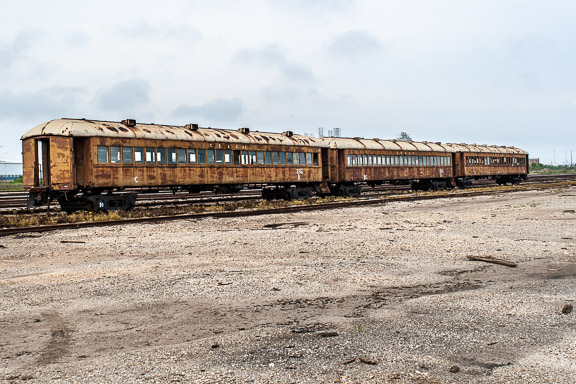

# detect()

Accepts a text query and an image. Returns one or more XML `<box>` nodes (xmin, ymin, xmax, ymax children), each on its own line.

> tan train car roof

<box><xmin>21</xmin><ymin>119</ymin><xmax>323</xmax><ymax>147</ymax></box>
<box><xmin>318</xmin><ymin>137</ymin><xmax>528</xmax><ymax>155</ymax></box>
<box><xmin>22</xmin><ymin>119</ymin><xmax>527</xmax><ymax>154</ymax></box>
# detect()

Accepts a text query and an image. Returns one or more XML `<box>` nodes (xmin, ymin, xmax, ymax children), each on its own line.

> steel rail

<box><xmin>2</xmin><ymin>182</ymin><xmax>573</xmax><ymax>237</ymax></box>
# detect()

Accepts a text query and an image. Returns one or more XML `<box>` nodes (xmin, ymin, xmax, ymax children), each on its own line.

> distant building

<box><xmin>529</xmin><ymin>158</ymin><xmax>540</xmax><ymax>165</ymax></box>
<box><xmin>0</xmin><ymin>162</ymin><xmax>23</xmax><ymax>181</ymax></box>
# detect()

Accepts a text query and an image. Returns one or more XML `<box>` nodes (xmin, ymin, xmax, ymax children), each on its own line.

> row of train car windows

<box><xmin>96</xmin><ymin>146</ymin><xmax>319</xmax><ymax>166</ymax></box>
<box><xmin>465</xmin><ymin>156</ymin><xmax>526</xmax><ymax>166</ymax></box>
<box><xmin>347</xmin><ymin>154</ymin><xmax>451</xmax><ymax>167</ymax></box>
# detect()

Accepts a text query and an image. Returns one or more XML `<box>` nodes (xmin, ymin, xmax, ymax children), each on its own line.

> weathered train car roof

<box><xmin>319</xmin><ymin>137</ymin><xmax>528</xmax><ymax>155</ymax></box>
<box><xmin>22</xmin><ymin>118</ymin><xmax>527</xmax><ymax>154</ymax></box>
<box><xmin>21</xmin><ymin>119</ymin><xmax>324</xmax><ymax>147</ymax></box>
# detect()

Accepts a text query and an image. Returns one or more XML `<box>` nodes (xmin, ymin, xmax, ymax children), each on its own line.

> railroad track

<box><xmin>1</xmin><ymin>179</ymin><xmax>574</xmax><ymax>237</ymax></box>
<box><xmin>1</xmin><ymin>173</ymin><xmax>574</xmax><ymax>213</ymax></box>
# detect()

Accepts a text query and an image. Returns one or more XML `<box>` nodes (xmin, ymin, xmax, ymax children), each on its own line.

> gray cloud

<box><xmin>267</xmin><ymin>0</ymin><xmax>355</xmax><ymax>14</ymax></box>
<box><xmin>0</xmin><ymin>32</ymin><xmax>33</xmax><ymax>69</ymax></box>
<box><xmin>98</xmin><ymin>79</ymin><xmax>150</xmax><ymax>112</ymax></box>
<box><xmin>0</xmin><ymin>86</ymin><xmax>82</xmax><ymax>120</ymax></box>
<box><xmin>119</xmin><ymin>21</ymin><xmax>201</xmax><ymax>44</ymax></box>
<box><xmin>172</xmin><ymin>98</ymin><xmax>244</xmax><ymax>123</ymax></box>
<box><xmin>234</xmin><ymin>44</ymin><xmax>314</xmax><ymax>83</ymax></box>
<box><xmin>327</xmin><ymin>30</ymin><xmax>383</xmax><ymax>56</ymax></box>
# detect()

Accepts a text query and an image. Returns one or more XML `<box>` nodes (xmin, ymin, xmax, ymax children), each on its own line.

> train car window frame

<box><xmin>157</xmin><ymin>148</ymin><xmax>167</xmax><ymax>164</ymax></box>
<box><xmin>249</xmin><ymin>151</ymin><xmax>257</xmax><ymax>164</ymax></box>
<box><xmin>188</xmin><ymin>149</ymin><xmax>197</xmax><ymax>164</ymax></box>
<box><xmin>146</xmin><ymin>148</ymin><xmax>156</xmax><ymax>163</ymax></box>
<box><xmin>177</xmin><ymin>148</ymin><xmax>187</xmax><ymax>164</ymax></box>
<box><xmin>286</xmin><ymin>152</ymin><xmax>293</xmax><ymax>165</ymax></box>
<box><xmin>293</xmin><ymin>152</ymin><xmax>300</xmax><ymax>165</ymax></box>
<box><xmin>265</xmin><ymin>152</ymin><xmax>272</xmax><ymax>165</ymax></box>
<box><xmin>197</xmin><ymin>149</ymin><xmax>206</xmax><ymax>164</ymax></box>
<box><xmin>279</xmin><ymin>152</ymin><xmax>286</xmax><ymax>165</ymax></box>
<box><xmin>313</xmin><ymin>153</ymin><xmax>319</xmax><ymax>166</ymax></box>
<box><xmin>257</xmin><ymin>151</ymin><xmax>265</xmax><ymax>165</ymax></box>
<box><xmin>123</xmin><ymin>147</ymin><xmax>133</xmax><ymax>164</ymax></box>
<box><xmin>272</xmin><ymin>152</ymin><xmax>279</xmax><ymax>165</ymax></box>
<box><xmin>168</xmin><ymin>148</ymin><xmax>177</xmax><ymax>165</ymax></box>
<box><xmin>215</xmin><ymin>149</ymin><xmax>224</xmax><ymax>164</ymax></box>
<box><xmin>300</xmin><ymin>153</ymin><xmax>307</xmax><ymax>165</ymax></box>
<box><xmin>97</xmin><ymin>146</ymin><xmax>109</xmax><ymax>164</ymax></box>
<box><xmin>306</xmin><ymin>153</ymin><xmax>312</xmax><ymax>165</ymax></box>
<box><xmin>207</xmin><ymin>149</ymin><xmax>215</xmax><ymax>164</ymax></box>
<box><xmin>352</xmin><ymin>154</ymin><xmax>357</xmax><ymax>166</ymax></box>
<box><xmin>241</xmin><ymin>150</ymin><xmax>249</xmax><ymax>165</ymax></box>
<box><xmin>134</xmin><ymin>147</ymin><xmax>144</xmax><ymax>164</ymax></box>
<box><xmin>225</xmin><ymin>150</ymin><xmax>232</xmax><ymax>164</ymax></box>
<box><xmin>232</xmin><ymin>150</ymin><xmax>241</xmax><ymax>165</ymax></box>
<box><xmin>110</xmin><ymin>146</ymin><xmax>121</xmax><ymax>164</ymax></box>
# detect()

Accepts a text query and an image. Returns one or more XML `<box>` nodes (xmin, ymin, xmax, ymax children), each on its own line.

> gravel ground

<box><xmin>0</xmin><ymin>187</ymin><xmax>575</xmax><ymax>383</ymax></box>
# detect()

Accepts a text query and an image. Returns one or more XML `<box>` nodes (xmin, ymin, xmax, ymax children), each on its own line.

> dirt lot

<box><xmin>1</xmin><ymin>188</ymin><xmax>575</xmax><ymax>383</ymax></box>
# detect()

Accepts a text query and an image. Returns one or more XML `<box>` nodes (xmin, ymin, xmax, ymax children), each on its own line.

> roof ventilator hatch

<box><xmin>282</xmin><ymin>131</ymin><xmax>293</xmax><ymax>137</ymax></box>
<box><xmin>238</xmin><ymin>127</ymin><xmax>250</xmax><ymax>134</ymax></box>
<box><xmin>185</xmin><ymin>123</ymin><xmax>199</xmax><ymax>130</ymax></box>
<box><xmin>121</xmin><ymin>119</ymin><xmax>136</xmax><ymax>127</ymax></box>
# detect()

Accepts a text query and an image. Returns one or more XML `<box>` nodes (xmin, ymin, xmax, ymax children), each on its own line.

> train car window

<box><xmin>356</xmin><ymin>155</ymin><xmax>361</xmax><ymax>166</ymax></box>
<box><xmin>225</xmin><ymin>150</ymin><xmax>233</xmax><ymax>164</ymax></box>
<box><xmin>241</xmin><ymin>150</ymin><xmax>249</xmax><ymax>165</ymax></box>
<box><xmin>313</xmin><ymin>153</ymin><xmax>319</xmax><ymax>166</ymax></box>
<box><xmin>286</xmin><ymin>152</ymin><xmax>293</xmax><ymax>165</ymax></box>
<box><xmin>347</xmin><ymin>155</ymin><xmax>352</xmax><ymax>165</ymax></box>
<box><xmin>188</xmin><ymin>149</ymin><xmax>197</xmax><ymax>164</ymax></box>
<box><xmin>110</xmin><ymin>147</ymin><xmax>121</xmax><ymax>164</ymax></box>
<box><xmin>447</xmin><ymin>157</ymin><xmax>451</xmax><ymax>166</ymax></box>
<box><xmin>367</xmin><ymin>155</ymin><xmax>372</xmax><ymax>166</ymax></box>
<box><xmin>257</xmin><ymin>151</ymin><xmax>264</xmax><ymax>165</ymax></box>
<box><xmin>361</xmin><ymin>155</ymin><xmax>366</xmax><ymax>166</ymax></box>
<box><xmin>97</xmin><ymin>146</ymin><xmax>109</xmax><ymax>163</ymax></box>
<box><xmin>157</xmin><ymin>148</ymin><xmax>166</xmax><ymax>164</ymax></box>
<box><xmin>146</xmin><ymin>148</ymin><xmax>156</xmax><ymax>163</ymax></box>
<box><xmin>306</xmin><ymin>153</ymin><xmax>312</xmax><ymax>165</ymax></box>
<box><xmin>178</xmin><ymin>149</ymin><xmax>187</xmax><ymax>164</ymax></box>
<box><xmin>272</xmin><ymin>152</ymin><xmax>279</xmax><ymax>165</ymax></box>
<box><xmin>265</xmin><ymin>152</ymin><xmax>272</xmax><ymax>165</ymax></box>
<box><xmin>197</xmin><ymin>149</ymin><xmax>206</xmax><ymax>164</ymax></box>
<box><xmin>123</xmin><ymin>147</ymin><xmax>133</xmax><ymax>164</ymax></box>
<box><xmin>249</xmin><ymin>151</ymin><xmax>257</xmax><ymax>164</ymax></box>
<box><xmin>279</xmin><ymin>152</ymin><xmax>286</xmax><ymax>165</ymax></box>
<box><xmin>232</xmin><ymin>150</ymin><xmax>241</xmax><ymax>165</ymax></box>
<box><xmin>293</xmin><ymin>152</ymin><xmax>300</xmax><ymax>165</ymax></box>
<box><xmin>215</xmin><ymin>149</ymin><xmax>224</xmax><ymax>164</ymax></box>
<box><xmin>135</xmin><ymin>147</ymin><xmax>144</xmax><ymax>164</ymax></box>
<box><xmin>168</xmin><ymin>149</ymin><xmax>177</xmax><ymax>164</ymax></box>
<box><xmin>207</xmin><ymin>149</ymin><xmax>215</xmax><ymax>164</ymax></box>
<box><xmin>352</xmin><ymin>155</ymin><xmax>357</xmax><ymax>166</ymax></box>
<box><xmin>300</xmin><ymin>153</ymin><xmax>307</xmax><ymax>165</ymax></box>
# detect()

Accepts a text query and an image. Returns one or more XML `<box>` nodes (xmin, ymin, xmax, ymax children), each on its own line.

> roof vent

<box><xmin>121</xmin><ymin>119</ymin><xmax>136</xmax><ymax>127</ymax></box>
<box><xmin>372</xmin><ymin>138</ymin><xmax>380</xmax><ymax>142</ymax></box>
<box><xmin>435</xmin><ymin>142</ymin><xmax>442</xmax><ymax>145</ymax></box>
<box><xmin>238</xmin><ymin>127</ymin><xmax>250</xmax><ymax>134</ymax></box>
<box><xmin>185</xmin><ymin>123</ymin><xmax>199</xmax><ymax>130</ymax></box>
<box><xmin>353</xmin><ymin>137</ymin><xmax>363</xmax><ymax>141</ymax></box>
<box><xmin>422</xmin><ymin>141</ymin><xmax>428</xmax><ymax>144</ymax></box>
<box><xmin>391</xmin><ymin>139</ymin><xmax>397</xmax><ymax>143</ymax></box>
<box><xmin>282</xmin><ymin>131</ymin><xmax>293</xmax><ymax>137</ymax></box>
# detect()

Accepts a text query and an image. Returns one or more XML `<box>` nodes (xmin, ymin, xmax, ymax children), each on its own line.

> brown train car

<box><xmin>319</xmin><ymin>137</ymin><xmax>457</xmax><ymax>193</ymax></box>
<box><xmin>446</xmin><ymin>143</ymin><xmax>529</xmax><ymax>187</ymax></box>
<box><xmin>21</xmin><ymin>119</ymin><xmax>326</xmax><ymax>211</ymax></box>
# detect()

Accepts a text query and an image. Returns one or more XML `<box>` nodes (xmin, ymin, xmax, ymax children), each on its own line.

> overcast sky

<box><xmin>1</xmin><ymin>0</ymin><xmax>574</xmax><ymax>164</ymax></box>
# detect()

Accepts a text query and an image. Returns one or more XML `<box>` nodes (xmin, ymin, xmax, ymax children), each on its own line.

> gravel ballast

<box><xmin>1</xmin><ymin>188</ymin><xmax>575</xmax><ymax>383</ymax></box>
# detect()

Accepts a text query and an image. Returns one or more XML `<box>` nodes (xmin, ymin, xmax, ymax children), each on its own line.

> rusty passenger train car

<box><xmin>21</xmin><ymin>118</ymin><xmax>528</xmax><ymax>212</ymax></box>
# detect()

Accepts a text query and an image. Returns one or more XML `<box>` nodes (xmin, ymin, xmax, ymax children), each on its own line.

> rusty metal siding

<box><xmin>22</xmin><ymin>139</ymin><xmax>36</xmax><ymax>190</ymax></box>
<box><xmin>49</xmin><ymin>137</ymin><xmax>75</xmax><ymax>190</ymax></box>
<box><xmin>462</xmin><ymin>153</ymin><xmax>528</xmax><ymax>177</ymax></box>
<box><xmin>86</xmin><ymin>137</ymin><xmax>323</xmax><ymax>189</ymax></box>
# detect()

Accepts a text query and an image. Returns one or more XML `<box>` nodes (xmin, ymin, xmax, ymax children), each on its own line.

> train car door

<box><xmin>321</xmin><ymin>148</ymin><xmax>330</xmax><ymax>180</ymax></box>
